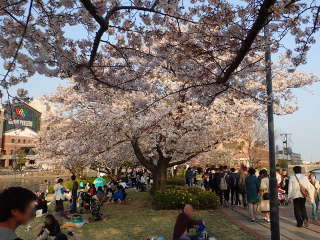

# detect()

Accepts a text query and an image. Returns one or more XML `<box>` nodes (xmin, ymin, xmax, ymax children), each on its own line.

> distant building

<box><xmin>276</xmin><ymin>146</ymin><xmax>302</xmax><ymax>165</ymax></box>
<box><xmin>0</xmin><ymin>102</ymin><xmax>41</xmax><ymax>168</ymax></box>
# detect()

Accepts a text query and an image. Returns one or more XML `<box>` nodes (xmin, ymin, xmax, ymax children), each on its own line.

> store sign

<box><xmin>4</xmin><ymin>103</ymin><xmax>41</xmax><ymax>132</ymax></box>
<box><xmin>8</xmin><ymin>119</ymin><xmax>33</xmax><ymax>127</ymax></box>
<box><xmin>15</xmin><ymin>108</ymin><xmax>26</xmax><ymax>118</ymax></box>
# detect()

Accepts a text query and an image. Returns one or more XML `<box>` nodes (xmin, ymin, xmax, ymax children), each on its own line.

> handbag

<box><xmin>262</xmin><ymin>192</ymin><xmax>270</xmax><ymax>200</ymax></box>
<box><xmin>294</xmin><ymin>174</ymin><xmax>310</xmax><ymax>199</ymax></box>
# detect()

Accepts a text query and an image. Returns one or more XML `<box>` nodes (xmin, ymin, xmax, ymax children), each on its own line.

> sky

<box><xmin>5</xmin><ymin>24</ymin><xmax>320</xmax><ymax>163</ymax></box>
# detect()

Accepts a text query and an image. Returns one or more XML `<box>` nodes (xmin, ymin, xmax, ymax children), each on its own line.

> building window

<box><xmin>11</xmin><ymin>139</ymin><xmax>15</xmax><ymax>143</ymax></box>
<box><xmin>23</xmin><ymin>139</ymin><xmax>26</xmax><ymax>144</ymax></box>
<box><xmin>18</xmin><ymin>139</ymin><xmax>21</xmax><ymax>143</ymax></box>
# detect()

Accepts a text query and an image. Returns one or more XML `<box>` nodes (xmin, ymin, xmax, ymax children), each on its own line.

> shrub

<box><xmin>166</xmin><ymin>177</ymin><xmax>186</xmax><ymax>186</ymax></box>
<box><xmin>153</xmin><ymin>187</ymin><xmax>219</xmax><ymax>210</ymax></box>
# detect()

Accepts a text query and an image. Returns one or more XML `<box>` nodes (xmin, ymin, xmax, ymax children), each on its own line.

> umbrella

<box><xmin>93</xmin><ymin>177</ymin><xmax>107</xmax><ymax>189</ymax></box>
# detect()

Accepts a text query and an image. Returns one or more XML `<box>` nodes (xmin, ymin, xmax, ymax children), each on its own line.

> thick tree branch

<box><xmin>216</xmin><ymin>0</ymin><xmax>276</xmax><ymax>84</ymax></box>
<box><xmin>131</xmin><ymin>138</ymin><xmax>156</xmax><ymax>171</ymax></box>
<box><xmin>1</xmin><ymin>0</ymin><xmax>33</xmax><ymax>85</ymax></box>
<box><xmin>168</xmin><ymin>150</ymin><xmax>208</xmax><ymax>167</ymax></box>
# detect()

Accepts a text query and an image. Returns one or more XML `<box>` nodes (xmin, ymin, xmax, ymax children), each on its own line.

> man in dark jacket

<box><xmin>70</xmin><ymin>175</ymin><xmax>79</xmax><ymax>213</ymax></box>
<box><xmin>173</xmin><ymin>204</ymin><xmax>204</xmax><ymax>240</ymax></box>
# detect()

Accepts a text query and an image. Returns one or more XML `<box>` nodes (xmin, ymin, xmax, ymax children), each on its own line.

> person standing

<box><xmin>229</xmin><ymin>168</ymin><xmax>239</xmax><ymax>206</ymax></box>
<box><xmin>0</xmin><ymin>187</ymin><xmax>37</xmax><ymax>240</ymax></box>
<box><xmin>238</xmin><ymin>166</ymin><xmax>248</xmax><ymax>208</ymax></box>
<box><xmin>245</xmin><ymin>168</ymin><xmax>260</xmax><ymax>222</ymax></box>
<box><xmin>54</xmin><ymin>178</ymin><xmax>65</xmax><ymax>217</ymax></box>
<box><xmin>185</xmin><ymin>167</ymin><xmax>194</xmax><ymax>187</ymax></box>
<box><xmin>288</xmin><ymin>166</ymin><xmax>314</xmax><ymax>227</ymax></box>
<box><xmin>309</xmin><ymin>173</ymin><xmax>320</xmax><ymax>221</ymax></box>
<box><xmin>70</xmin><ymin>175</ymin><xmax>78</xmax><ymax>213</ymax></box>
<box><xmin>259</xmin><ymin>169</ymin><xmax>270</xmax><ymax>223</ymax></box>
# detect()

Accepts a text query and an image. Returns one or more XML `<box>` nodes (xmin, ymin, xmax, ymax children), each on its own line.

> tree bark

<box><xmin>151</xmin><ymin>160</ymin><xmax>168</xmax><ymax>193</ymax></box>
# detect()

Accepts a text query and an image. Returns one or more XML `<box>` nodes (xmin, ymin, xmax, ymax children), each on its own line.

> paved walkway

<box><xmin>218</xmin><ymin>204</ymin><xmax>320</xmax><ymax>240</ymax></box>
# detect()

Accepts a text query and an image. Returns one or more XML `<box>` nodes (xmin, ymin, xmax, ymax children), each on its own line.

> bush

<box><xmin>166</xmin><ymin>177</ymin><xmax>186</xmax><ymax>186</ymax></box>
<box><xmin>153</xmin><ymin>187</ymin><xmax>219</xmax><ymax>210</ymax></box>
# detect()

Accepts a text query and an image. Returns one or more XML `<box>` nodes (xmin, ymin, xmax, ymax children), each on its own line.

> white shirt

<box><xmin>54</xmin><ymin>183</ymin><xmax>64</xmax><ymax>201</ymax></box>
<box><xmin>288</xmin><ymin>173</ymin><xmax>315</xmax><ymax>202</ymax></box>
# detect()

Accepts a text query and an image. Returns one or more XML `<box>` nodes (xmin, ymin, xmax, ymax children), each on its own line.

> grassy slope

<box><xmin>17</xmin><ymin>190</ymin><xmax>258</xmax><ymax>240</ymax></box>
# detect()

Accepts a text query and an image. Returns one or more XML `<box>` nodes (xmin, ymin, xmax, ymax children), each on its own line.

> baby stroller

<box><xmin>278</xmin><ymin>188</ymin><xmax>289</xmax><ymax>206</ymax></box>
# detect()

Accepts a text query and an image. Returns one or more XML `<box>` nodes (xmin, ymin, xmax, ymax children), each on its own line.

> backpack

<box><xmin>220</xmin><ymin>174</ymin><xmax>228</xmax><ymax>190</ymax></box>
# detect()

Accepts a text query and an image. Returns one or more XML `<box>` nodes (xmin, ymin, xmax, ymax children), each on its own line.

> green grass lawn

<box><xmin>17</xmin><ymin>190</ymin><xmax>258</xmax><ymax>240</ymax></box>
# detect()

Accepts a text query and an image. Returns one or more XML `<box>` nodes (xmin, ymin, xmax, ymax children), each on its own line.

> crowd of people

<box><xmin>185</xmin><ymin>165</ymin><xmax>320</xmax><ymax>227</ymax></box>
<box><xmin>1</xmin><ymin>165</ymin><xmax>320</xmax><ymax>240</ymax></box>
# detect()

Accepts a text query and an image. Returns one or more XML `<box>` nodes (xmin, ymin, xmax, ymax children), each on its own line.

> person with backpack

<box><xmin>0</xmin><ymin>187</ymin><xmax>37</xmax><ymax>240</ymax></box>
<box><xmin>229</xmin><ymin>168</ymin><xmax>239</xmax><ymax>206</ymax></box>
<box><xmin>288</xmin><ymin>166</ymin><xmax>314</xmax><ymax>227</ymax></box>
<box><xmin>245</xmin><ymin>168</ymin><xmax>260</xmax><ymax>222</ymax></box>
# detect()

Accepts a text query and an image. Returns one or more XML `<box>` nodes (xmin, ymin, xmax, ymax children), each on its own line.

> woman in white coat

<box><xmin>259</xmin><ymin>169</ymin><xmax>270</xmax><ymax>223</ymax></box>
<box><xmin>54</xmin><ymin>178</ymin><xmax>65</xmax><ymax>216</ymax></box>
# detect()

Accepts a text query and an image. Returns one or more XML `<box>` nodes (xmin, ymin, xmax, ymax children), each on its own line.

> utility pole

<box><xmin>264</xmin><ymin>25</ymin><xmax>280</xmax><ymax>239</ymax></box>
<box><xmin>280</xmin><ymin>133</ymin><xmax>292</xmax><ymax>162</ymax></box>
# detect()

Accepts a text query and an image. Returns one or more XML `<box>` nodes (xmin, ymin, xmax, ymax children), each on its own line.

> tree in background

<box><xmin>13</xmin><ymin>149</ymin><xmax>27</xmax><ymax>173</ymax></box>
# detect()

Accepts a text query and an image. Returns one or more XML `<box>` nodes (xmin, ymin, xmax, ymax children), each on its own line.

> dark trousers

<box><xmin>293</xmin><ymin>197</ymin><xmax>308</xmax><ymax>227</ymax></box>
<box><xmin>70</xmin><ymin>197</ymin><xmax>77</xmax><ymax>213</ymax></box>
<box><xmin>231</xmin><ymin>188</ymin><xmax>239</xmax><ymax>205</ymax></box>
<box><xmin>224</xmin><ymin>188</ymin><xmax>230</xmax><ymax>202</ymax></box>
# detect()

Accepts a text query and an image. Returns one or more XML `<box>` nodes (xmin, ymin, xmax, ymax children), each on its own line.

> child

<box><xmin>37</xmin><ymin>214</ymin><xmax>64</xmax><ymax>240</ymax></box>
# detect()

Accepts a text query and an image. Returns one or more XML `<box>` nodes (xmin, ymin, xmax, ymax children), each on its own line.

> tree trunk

<box><xmin>151</xmin><ymin>161</ymin><xmax>168</xmax><ymax>193</ymax></box>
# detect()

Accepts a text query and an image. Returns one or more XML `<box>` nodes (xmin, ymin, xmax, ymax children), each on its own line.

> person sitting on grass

<box><xmin>95</xmin><ymin>186</ymin><xmax>106</xmax><ymax>202</ymax></box>
<box><xmin>37</xmin><ymin>214</ymin><xmax>67</xmax><ymax>240</ymax></box>
<box><xmin>173</xmin><ymin>204</ymin><xmax>204</xmax><ymax>240</ymax></box>
<box><xmin>35</xmin><ymin>192</ymin><xmax>48</xmax><ymax>214</ymax></box>
<box><xmin>112</xmin><ymin>185</ymin><xmax>126</xmax><ymax>202</ymax></box>
<box><xmin>0</xmin><ymin>187</ymin><xmax>37</xmax><ymax>240</ymax></box>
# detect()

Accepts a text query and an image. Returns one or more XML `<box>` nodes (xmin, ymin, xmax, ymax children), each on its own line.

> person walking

<box><xmin>309</xmin><ymin>172</ymin><xmax>320</xmax><ymax>221</ymax></box>
<box><xmin>245</xmin><ymin>168</ymin><xmax>260</xmax><ymax>222</ymax></box>
<box><xmin>70</xmin><ymin>175</ymin><xmax>78</xmax><ymax>213</ymax></box>
<box><xmin>288</xmin><ymin>166</ymin><xmax>314</xmax><ymax>227</ymax></box>
<box><xmin>259</xmin><ymin>169</ymin><xmax>270</xmax><ymax>223</ymax></box>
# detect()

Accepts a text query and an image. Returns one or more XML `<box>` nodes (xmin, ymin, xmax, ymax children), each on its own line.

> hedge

<box><xmin>153</xmin><ymin>187</ymin><xmax>220</xmax><ymax>210</ymax></box>
<box><xmin>166</xmin><ymin>177</ymin><xmax>186</xmax><ymax>186</ymax></box>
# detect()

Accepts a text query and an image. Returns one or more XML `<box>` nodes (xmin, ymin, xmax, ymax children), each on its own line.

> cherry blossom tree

<box><xmin>37</xmin><ymin>55</ymin><xmax>318</xmax><ymax>191</ymax></box>
<box><xmin>0</xmin><ymin>0</ymin><xmax>319</xmax><ymax>101</ymax></box>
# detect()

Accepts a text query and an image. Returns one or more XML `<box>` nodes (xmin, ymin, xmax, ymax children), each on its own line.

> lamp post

<box><xmin>264</xmin><ymin>25</ymin><xmax>280</xmax><ymax>240</ymax></box>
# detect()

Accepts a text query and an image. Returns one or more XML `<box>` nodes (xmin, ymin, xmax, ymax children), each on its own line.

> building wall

<box><xmin>2</xmin><ymin>135</ymin><xmax>37</xmax><ymax>155</ymax></box>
